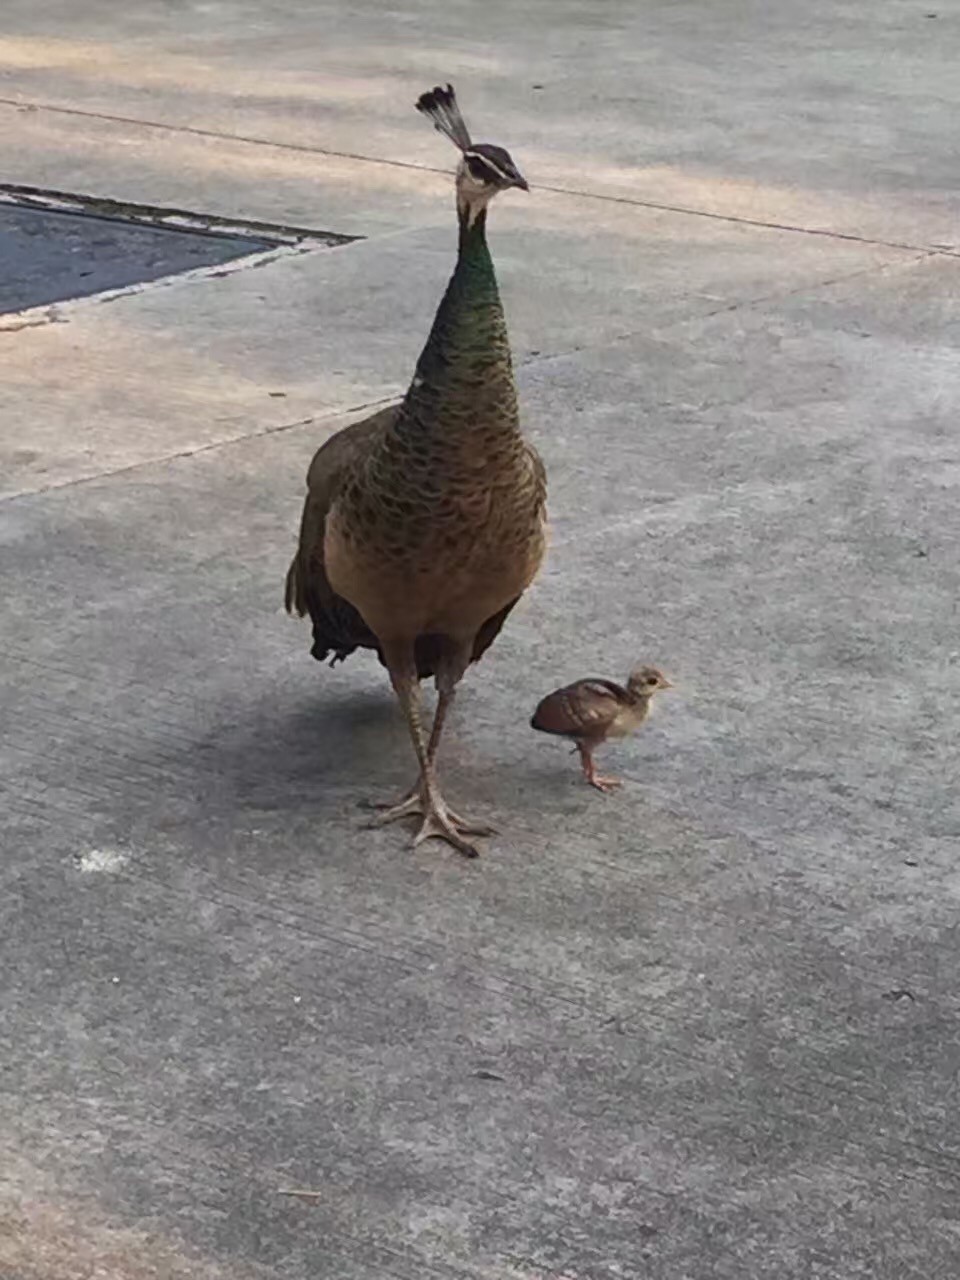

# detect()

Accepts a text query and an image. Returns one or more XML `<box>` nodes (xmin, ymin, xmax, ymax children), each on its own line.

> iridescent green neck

<box><xmin>402</xmin><ymin>205</ymin><xmax>510</xmax><ymax>399</ymax></box>
<box><xmin>453</xmin><ymin>207</ymin><xmax>498</xmax><ymax>304</ymax></box>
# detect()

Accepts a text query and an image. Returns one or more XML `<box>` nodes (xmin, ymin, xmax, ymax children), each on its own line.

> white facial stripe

<box><xmin>464</xmin><ymin>150</ymin><xmax>514</xmax><ymax>184</ymax></box>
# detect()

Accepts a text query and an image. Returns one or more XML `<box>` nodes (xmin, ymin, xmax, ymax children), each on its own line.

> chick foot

<box><xmin>587</xmin><ymin>774</ymin><xmax>622</xmax><ymax>794</ymax></box>
<box><xmin>578</xmin><ymin>746</ymin><xmax>623</xmax><ymax>794</ymax></box>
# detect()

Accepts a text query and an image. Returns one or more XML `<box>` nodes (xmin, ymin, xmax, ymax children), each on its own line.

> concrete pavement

<box><xmin>2</xmin><ymin>3</ymin><xmax>959</xmax><ymax>1278</ymax></box>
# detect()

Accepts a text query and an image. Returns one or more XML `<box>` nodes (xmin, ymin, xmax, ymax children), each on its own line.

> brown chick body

<box><xmin>531</xmin><ymin>666</ymin><xmax>672</xmax><ymax>792</ymax></box>
<box><xmin>285</xmin><ymin>85</ymin><xmax>546</xmax><ymax>857</ymax></box>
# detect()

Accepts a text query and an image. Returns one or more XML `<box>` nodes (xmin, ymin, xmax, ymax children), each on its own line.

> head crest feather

<box><xmin>416</xmin><ymin>83</ymin><xmax>472</xmax><ymax>151</ymax></box>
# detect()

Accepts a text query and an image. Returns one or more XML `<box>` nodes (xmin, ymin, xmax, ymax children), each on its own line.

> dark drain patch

<box><xmin>0</xmin><ymin>184</ymin><xmax>358</xmax><ymax>316</ymax></box>
<box><xmin>0</xmin><ymin>204</ymin><xmax>275</xmax><ymax>314</ymax></box>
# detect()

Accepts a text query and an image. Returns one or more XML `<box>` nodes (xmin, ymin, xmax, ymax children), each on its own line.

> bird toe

<box><xmin>413</xmin><ymin>806</ymin><xmax>483</xmax><ymax>858</ymax></box>
<box><xmin>446</xmin><ymin>809</ymin><xmax>497</xmax><ymax>837</ymax></box>
<box><xmin>589</xmin><ymin>775</ymin><xmax>623</xmax><ymax>794</ymax></box>
<box><xmin>364</xmin><ymin>787</ymin><xmax>424</xmax><ymax>826</ymax></box>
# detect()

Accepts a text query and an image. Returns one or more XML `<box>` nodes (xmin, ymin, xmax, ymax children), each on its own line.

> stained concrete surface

<box><xmin>2</xmin><ymin>3</ymin><xmax>960</xmax><ymax>1279</ymax></box>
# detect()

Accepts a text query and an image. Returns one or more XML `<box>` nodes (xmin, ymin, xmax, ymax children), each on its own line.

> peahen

<box><xmin>285</xmin><ymin>84</ymin><xmax>547</xmax><ymax>857</ymax></box>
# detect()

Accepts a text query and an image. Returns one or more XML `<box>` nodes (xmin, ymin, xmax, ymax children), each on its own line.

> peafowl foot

<box><xmin>365</xmin><ymin>787</ymin><xmax>423</xmax><ymax>825</ymax></box>
<box><xmin>412</xmin><ymin>792</ymin><xmax>488</xmax><ymax>858</ymax></box>
<box><xmin>365</xmin><ymin>783</ymin><xmax>495</xmax><ymax>852</ymax></box>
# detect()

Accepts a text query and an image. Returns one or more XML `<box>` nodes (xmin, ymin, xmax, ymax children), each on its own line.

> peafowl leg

<box><xmin>421</xmin><ymin>689</ymin><xmax>495</xmax><ymax>835</ymax></box>
<box><xmin>368</xmin><ymin>683</ymin><xmax>483</xmax><ymax>858</ymax></box>
<box><xmin>370</xmin><ymin>644</ymin><xmax>493</xmax><ymax>854</ymax></box>
<box><xmin>368</xmin><ymin>692</ymin><xmax>483</xmax><ymax>827</ymax></box>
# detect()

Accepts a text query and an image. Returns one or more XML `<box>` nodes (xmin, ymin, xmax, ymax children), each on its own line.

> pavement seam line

<box><xmin>0</xmin><ymin>394</ymin><xmax>400</xmax><ymax>504</ymax></box>
<box><xmin>3</xmin><ymin>96</ymin><xmax>956</xmax><ymax>257</ymax></box>
<box><xmin>0</xmin><ymin>180</ymin><xmax>357</xmax><ymax>246</ymax></box>
<box><xmin>517</xmin><ymin>250</ymin><xmax>937</xmax><ymax>375</ymax></box>
<box><xmin>0</xmin><ymin>248</ymin><xmax>936</xmax><ymax>504</ymax></box>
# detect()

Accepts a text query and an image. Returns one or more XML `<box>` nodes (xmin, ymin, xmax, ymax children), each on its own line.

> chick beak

<box><xmin>511</xmin><ymin>172</ymin><xmax>529</xmax><ymax>192</ymax></box>
<box><xmin>659</xmin><ymin>678</ymin><xmax>674</xmax><ymax>690</ymax></box>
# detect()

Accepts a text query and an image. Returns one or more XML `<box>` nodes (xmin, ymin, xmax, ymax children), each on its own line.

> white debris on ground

<box><xmin>74</xmin><ymin>847</ymin><xmax>130</xmax><ymax>874</ymax></box>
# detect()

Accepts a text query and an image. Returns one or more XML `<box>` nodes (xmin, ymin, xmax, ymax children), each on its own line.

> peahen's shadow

<box><xmin>152</xmin><ymin>686</ymin><xmax>414</xmax><ymax>825</ymax></box>
<box><xmin>134</xmin><ymin>677</ymin><xmax>578</xmax><ymax>835</ymax></box>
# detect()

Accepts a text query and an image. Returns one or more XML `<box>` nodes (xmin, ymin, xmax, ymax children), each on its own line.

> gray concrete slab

<box><xmin>2</xmin><ymin>4</ymin><xmax>960</xmax><ymax>1280</ymax></box>
<box><xmin>4</xmin><ymin>256</ymin><xmax>960</xmax><ymax>1277</ymax></box>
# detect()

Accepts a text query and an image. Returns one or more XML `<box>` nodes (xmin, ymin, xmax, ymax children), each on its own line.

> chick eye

<box><xmin>646</xmin><ymin>675</ymin><xmax>658</xmax><ymax>685</ymax></box>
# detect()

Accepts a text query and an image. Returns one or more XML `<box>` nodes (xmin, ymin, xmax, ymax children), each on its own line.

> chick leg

<box><xmin>577</xmin><ymin>742</ymin><xmax>622</xmax><ymax>793</ymax></box>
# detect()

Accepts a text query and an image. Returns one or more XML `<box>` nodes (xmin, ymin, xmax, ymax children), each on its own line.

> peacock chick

<box><xmin>285</xmin><ymin>84</ymin><xmax>546</xmax><ymax>857</ymax></box>
<box><xmin>531</xmin><ymin>666</ymin><xmax>673</xmax><ymax>793</ymax></box>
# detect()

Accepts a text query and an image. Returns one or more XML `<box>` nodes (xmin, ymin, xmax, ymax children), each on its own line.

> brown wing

<box><xmin>526</xmin><ymin>441</ymin><xmax>547</xmax><ymax>515</ymax></box>
<box><xmin>286</xmin><ymin>411</ymin><xmax>541</xmax><ymax>677</ymax></box>
<box><xmin>470</xmin><ymin>596</ymin><xmax>521</xmax><ymax>663</ymax></box>
<box><xmin>531</xmin><ymin>679</ymin><xmax>627</xmax><ymax>740</ymax></box>
<box><xmin>466</xmin><ymin>442</ymin><xmax>543</xmax><ymax>666</ymax></box>
<box><xmin>284</xmin><ymin>405</ymin><xmax>397</xmax><ymax>663</ymax></box>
